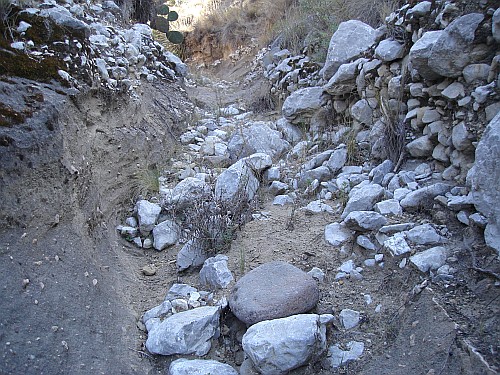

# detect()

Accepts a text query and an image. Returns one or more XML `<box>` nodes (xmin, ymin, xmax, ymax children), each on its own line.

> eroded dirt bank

<box><xmin>0</xmin><ymin>78</ymin><xmax>190</xmax><ymax>374</ymax></box>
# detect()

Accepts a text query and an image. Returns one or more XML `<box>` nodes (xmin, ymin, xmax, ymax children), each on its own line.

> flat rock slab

<box><xmin>169</xmin><ymin>359</ymin><xmax>238</xmax><ymax>375</ymax></box>
<box><xmin>229</xmin><ymin>261</ymin><xmax>319</xmax><ymax>325</ymax></box>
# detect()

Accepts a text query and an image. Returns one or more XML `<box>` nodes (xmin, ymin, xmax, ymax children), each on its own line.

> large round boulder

<box><xmin>229</xmin><ymin>261</ymin><xmax>319</xmax><ymax>325</ymax></box>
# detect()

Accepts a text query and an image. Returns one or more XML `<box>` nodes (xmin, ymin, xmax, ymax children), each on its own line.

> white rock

<box><xmin>302</xmin><ymin>200</ymin><xmax>334</xmax><ymax>214</ymax></box>
<box><xmin>344</xmin><ymin>211</ymin><xmax>387</xmax><ymax>232</ymax></box>
<box><xmin>153</xmin><ymin>220</ymin><xmax>180</xmax><ymax>251</ymax></box>
<box><xmin>136</xmin><ymin>200</ymin><xmax>161</xmax><ymax>235</ymax></box>
<box><xmin>145</xmin><ymin>306</ymin><xmax>220</xmax><ymax>356</ymax></box>
<box><xmin>375</xmin><ymin>39</ymin><xmax>404</xmax><ymax>62</ymax></box>
<box><xmin>199</xmin><ymin>255</ymin><xmax>234</xmax><ymax>289</ymax></box>
<box><xmin>383</xmin><ymin>233</ymin><xmax>411</xmax><ymax>256</ymax></box>
<box><xmin>177</xmin><ymin>239</ymin><xmax>208</xmax><ymax>271</ymax></box>
<box><xmin>322</xmin><ymin>20</ymin><xmax>377</xmax><ymax>80</ymax></box>
<box><xmin>406</xmin><ymin>223</ymin><xmax>445</xmax><ymax>245</ymax></box>
<box><xmin>342</xmin><ymin>183</ymin><xmax>385</xmax><ymax>219</ymax></box>
<box><xmin>169</xmin><ymin>359</ymin><xmax>238</xmax><ymax>375</ymax></box>
<box><xmin>242</xmin><ymin>314</ymin><xmax>331</xmax><ymax>375</ymax></box>
<box><xmin>410</xmin><ymin>246</ymin><xmax>448</xmax><ymax>273</ymax></box>
<box><xmin>325</xmin><ymin>223</ymin><xmax>354</xmax><ymax>247</ymax></box>
<box><xmin>282</xmin><ymin>87</ymin><xmax>328</xmax><ymax>124</ymax></box>
<box><xmin>324</xmin><ymin>341</ymin><xmax>364</xmax><ymax>368</ymax></box>
<box><xmin>374</xmin><ymin>199</ymin><xmax>402</xmax><ymax>216</ymax></box>
<box><xmin>215</xmin><ymin>160</ymin><xmax>259</xmax><ymax>203</ymax></box>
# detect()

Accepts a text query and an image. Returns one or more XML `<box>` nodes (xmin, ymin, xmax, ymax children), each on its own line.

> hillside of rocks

<box><xmin>0</xmin><ymin>0</ymin><xmax>499</xmax><ymax>375</ymax></box>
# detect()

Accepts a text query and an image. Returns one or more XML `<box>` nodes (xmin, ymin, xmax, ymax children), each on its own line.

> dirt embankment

<box><xmin>0</xmin><ymin>78</ymin><xmax>190</xmax><ymax>374</ymax></box>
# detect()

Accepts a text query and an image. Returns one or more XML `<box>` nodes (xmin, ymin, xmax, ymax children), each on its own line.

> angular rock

<box><xmin>370</xmin><ymin>160</ymin><xmax>394</xmax><ymax>185</ymax></box>
<box><xmin>229</xmin><ymin>261</ymin><xmax>319</xmax><ymax>325</ymax></box>
<box><xmin>428</xmin><ymin>13</ymin><xmax>485</xmax><ymax>78</ymax></box>
<box><xmin>243</xmin><ymin>153</ymin><xmax>273</xmax><ymax>172</ymax></box>
<box><xmin>344</xmin><ymin>211</ymin><xmax>387</xmax><ymax>232</ymax></box>
<box><xmin>406</xmin><ymin>224</ymin><xmax>445</xmax><ymax>245</ymax></box>
<box><xmin>153</xmin><ymin>220</ymin><xmax>180</xmax><ymax>251</ymax></box>
<box><xmin>451</xmin><ymin>122</ymin><xmax>472</xmax><ymax>151</ymax></box>
<box><xmin>276</xmin><ymin>118</ymin><xmax>303</xmax><ymax>145</ymax></box>
<box><xmin>410</xmin><ymin>247</ymin><xmax>448</xmax><ymax>273</ymax></box>
<box><xmin>325</xmin><ymin>341</ymin><xmax>364</xmax><ymax>368</ymax></box>
<box><xmin>322</xmin><ymin>20</ymin><xmax>377</xmax><ymax>80</ymax></box>
<box><xmin>302</xmin><ymin>200</ymin><xmax>334</xmax><ymax>215</ymax></box>
<box><xmin>269</xmin><ymin>181</ymin><xmax>288</xmax><ymax>196</ymax></box>
<box><xmin>407</xmin><ymin>135</ymin><xmax>434</xmax><ymax>158</ymax></box>
<box><xmin>145</xmin><ymin>306</ymin><xmax>220</xmax><ymax>356</ymax></box>
<box><xmin>177</xmin><ymin>239</ymin><xmax>208</xmax><ymax>271</ymax></box>
<box><xmin>242</xmin><ymin>314</ymin><xmax>332</xmax><ymax>375</ymax></box>
<box><xmin>342</xmin><ymin>183</ymin><xmax>385</xmax><ymax>219</ymax></box>
<box><xmin>383</xmin><ymin>233</ymin><xmax>411</xmax><ymax>256</ymax></box>
<box><xmin>200</xmin><ymin>255</ymin><xmax>234</xmax><ymax>289</ymax></box>
<box><xmin>357</xmin><ymin>235</ymin><xmax>377</xmax><ymax>251</ymax></box>
<box><xmin>351</xmin><ymin>99</ymin><xmax>373</xmax><ymax>125</ymax></box>
<box><xmin>400</xmin><ymin>183</ymin><xmax>452</xmax><ymax>210</ymax></box>
<box><xmin>215</xmin><ymin>160</ymin><xmax>259</xmax><ymax>203</ymax></box>
<box><xmin>339</xmin><ymin>309</ymin><xmax>360</xmax><ymax>329</ymax></box>
<box><xmin>227</xmin><ymin>121</ymin><xmax>290</xmax><ymax>160</ymax></box>
<box><xmin>409</xmin><ymin>31</ymin><xmax>443</xmax><ymax>80</ymax></box>
<box><xmin>374</xmin><ymin>199</ymin><xmax>402</xmax><ymax>216</ymax></box>
<box><xmin>136</xmin><ymin>200</ymin><xmax>161</xmax><ymax>235</ymax></box>
<box><xmin>375</xmin><ymin>39</ymin><xmax>404</xmax><ymax>62</ymax></box>
<box><xmin>441</xmin><ymin>82</ymin><xmax>465</xmax><ymax>100</ymax></box>
<box><xmin>325</xmin><ymin>222</ymin><xmax>354</xmax><ymax>247</ymax></box>
<box><xmin>166</xmin><ymin>177</ymin><xmax>210</xmax><ymax>210</ymax></box>
<box><xmin>468</xmin><ymin>111</ymin><xmax>500</xmax><ymax>256</ymax></box>
<box><xmin>407</xmin><ymin>1</ymin><xmax>432</xmax><ymax>17</ymax></box>
<box><xmin>273</xmin><ymin>195</ymin><xmax>294</xmax><ymax>206</ymax></box>
<box><xmin>462</xmin><ymin>64</ymin><xmax>490</xmax><ymax>84</ymax></box>
<box><xmin>143</xmin><ymin>300</ymin><xmax>172</xmax><ymax>325</ymax></box>
<box><xmin>325</xmin><ymin>145</ymin><xmax>348</xmax><ymax>174</ymax></box>
<box><xmin>166</xmin><ymin>283</ymin><xmax>197</xmax><ymax>301</ymax></box>
<box><xmin>169</xmin><ymin>359</ymin><xmax>238</xmax><ymax>375</ymax></box>
<box><xmin>493</xmin><ymin>7</ymin><xmax>500</xmax><ymax>43</ymax></box>
<box><xmin>282</xmin><ymin>87</ymin><xmax>328</xmax><ymax>124</ymax></box>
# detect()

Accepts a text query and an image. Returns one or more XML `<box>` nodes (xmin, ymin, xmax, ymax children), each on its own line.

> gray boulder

<box><xmin>215</xmin><ymin>160</ymin><xmax>260</xmax><ymax>204</ymax></box>
<box><xmin>374</xmin><ymin>199</ymin><xmax>402</xmax><ymax>216</ymax></box>
<box><xmin>409</xmin><ymin>31</ymin><xmax>442</xmax><ymax>80</ymax></box>
<box><xmin>228</xmin><ymin>121</ymin><xmax>290</xmax><ymax>160</ymax></box>
<box><xmin>145</xmin><ymin>306</ymin><xmax>220</xmax><ymax>356</ymax></box>
<box><xmin>322</xmin><ymin>20</ymin><xmax>377</xmax><ymax>80</ymax></box>
<box><xmin>165</xmin><ymin>283</ymin><xmax>198</xmax><ymax>301</ymax></box>
<box><xmin>282</xmin><ymin>87</ymin><xmax>328</xmax><ymax>124</ymax></box>
<box><xmin>276</xmin><ymin>118</ymin><xmax>303</xmax><ymax>145</ymax></box>
<box><xmin>407</xmin><ymin>135</ymin><xmax>434</xmax><ymax>158</ymax></box>
<box><xmin>177</xmin><ymin>239</ymin><xmax>208</xmax><ymax>271</ymax></box>
<box><xmin>229</xmin><ymin>261</ymin><xmax>319</xmax><ymax>325</ymax></box>
<box><xmin>143</xmin><ymin>300</ymin><xmax>172</xmax><ymax>325</ymax></box>
<box><xmin>342</xmin><ymin>183</ymin><xmax>385</xmax><ymax>219</ymax></box>
<box><xmin>302</xmin><ymin>200</ymin><xmax>334</xmax><ymax>214</ymax></box>
<box><xmin>168</xmin><ymin>359</ymin><xmax>238</xmax><ymax>375</ymax></box>
<box><xmin>406</xmin><ymin>224</ymin><xmax>445</xmax><ymax>245</ymax></box>
<box><xmin>400</xmin><ymin>183</ymin><xmax>452</xmax><ymax>210</ymax></box>
<box><xmin>370</xmin><ymin>160</ymin><xmax>394</xmax><ymax>185</ymax></box>
<box><xmin>242</xmin><ymin>314</ymin><xmax>333</xmax><ymax>375</ymax></box>
<box><xmin>410</xmin><ymin>247</ymin><xmax>448</xmax><ymax>272</ymax></box>
<box><xmin>375</xmin><ymin>39</ymin><xmax>404</xmax><ymax>62</ymax></box>
<box><xmin>166</xmin><ymin>177</ymin><xmax>210</xmax><ymax>210</ymax></box>
<box><xmin>351</xmin><ymin>99</ymin><xmax>373</xmax><ymax>125</ymax></box>
<box><xmin>136</xmin><ymin>200</ymin><xmax>161</xmax><ymax>235</ymax></box>
<box><xmin>153</xmin><ymin>220</ymin><xmax>180</xmax><ymax>251</ymax></box>
<box><xmin>344</xmin><ymin>211</ymin><xmax>387</xmax><ymax>232</ymax></box>
<box><xmin>468</xmin><ymin>111</ymin><xmax>500</xmax><ymax>256</ymax></box>
<box><xmin>200</xmin><ymin>255</ymin><xmax>234</xmax><ymax>289</ymax></box>
<box><xmin>243</xmin><ymin>153</ymin><xmax>273</xmax><ymax>172</ymax></box>
<box><xmin>428</xmin><ymin>13</ymin><xmax>485</xmax><ymax>78</ymax></box>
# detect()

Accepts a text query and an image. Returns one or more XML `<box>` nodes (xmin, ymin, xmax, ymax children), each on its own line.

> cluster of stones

<box><xmin>143</xmin><ymin>259</ymin><xmax>368</xmax><ymax>374</ymax></box>
<box><xmin>262</xmin><ymin>49</ymin><xmax>322</xmax><ymax>100</ymax></box>
<box><xmin>9</xmin><ymin>0</ymin><xmax>187</xmax><ymax>95</ymax></box>
<box><xmin>259</xmin><ymin>0</ymin><xmax>500</xmax><ymax>255</ymax></box>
